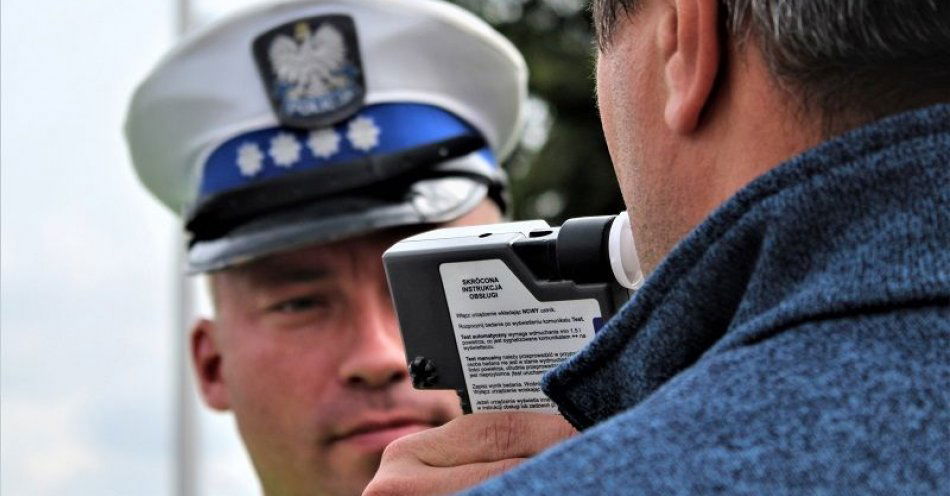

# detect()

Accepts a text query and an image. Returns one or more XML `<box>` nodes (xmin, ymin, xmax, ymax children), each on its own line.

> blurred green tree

<box><xmin>449</xmin><ymin>0</ymin><xmax>625</xmax><ymax>224</ymax></box>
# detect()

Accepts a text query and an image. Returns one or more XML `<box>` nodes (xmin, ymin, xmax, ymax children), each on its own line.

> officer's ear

<box><xmin>191</xmin><ymin>318</ymin><xmax>231</xmax><ymax>411</ymax></box>
<box><xmin>660</xmin><ymin>0</ymin><xmax>721</xmax><ymax>134</ymax></box>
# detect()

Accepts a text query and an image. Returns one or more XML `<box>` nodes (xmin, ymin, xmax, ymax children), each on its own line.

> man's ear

<box><xmin>191</xmin><ymin>318</ymin><xmax>230</xmax><ymax>411</ymax></box>
<box><xmin>661</xmin><ymin>0</ymin><xmax>720</xmax><ymax>133</ymax></box>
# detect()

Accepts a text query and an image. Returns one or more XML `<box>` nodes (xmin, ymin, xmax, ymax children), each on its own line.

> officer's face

<box><xmin>193</xmin><ymin>202</ymin><xmax>501</xmax><ymax>496</ymax></box>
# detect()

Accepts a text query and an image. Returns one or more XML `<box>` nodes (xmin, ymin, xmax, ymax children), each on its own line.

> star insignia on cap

<box><xmin>347</xmin><ymin>115</ymin><xmax>380</xmax><ymax>151</ymax></box>
<box><xmin>236</xmin><ymin>142</ymin><xmax>264</xmax><ymax>177</ymax></box>
<box><xmin>307</xmin><ymin>128</ymin><xmax>341</xmax><ymax>158</ymax></box>
<box><xmin>270</xmin><ymin>132</ymin><xmax>302</xmax><ymax>167</ymax></box>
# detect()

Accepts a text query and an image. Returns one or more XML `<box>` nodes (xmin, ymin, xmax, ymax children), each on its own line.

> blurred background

<box><xmin>0</xmin><ymin>0</ymin><xmax>621</xmax><ymax>494</ymax></box>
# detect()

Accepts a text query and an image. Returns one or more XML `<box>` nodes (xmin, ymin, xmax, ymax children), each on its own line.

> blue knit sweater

<box><xmin>464</xmin><ymin>104</ymin><xmax>950</xmax><ymax>494</ymax></box>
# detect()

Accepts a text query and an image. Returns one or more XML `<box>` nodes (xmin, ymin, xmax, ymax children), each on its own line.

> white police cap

<box><xmin>125</xmin><ymin>0</ymin><xmax>527</xmax><ymax>272</ymax></box>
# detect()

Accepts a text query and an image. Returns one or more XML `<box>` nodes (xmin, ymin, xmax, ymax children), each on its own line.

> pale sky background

<box><xmin>1</xmin><ymin>0</ymin><xmax>277</xmax><ymax>494</ymax></box>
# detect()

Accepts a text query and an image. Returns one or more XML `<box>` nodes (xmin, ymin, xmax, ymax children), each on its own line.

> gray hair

<box><xmin>591</xmin><ymin>0</ymin><xmax>950</xmax><ymax>134</ymax></box>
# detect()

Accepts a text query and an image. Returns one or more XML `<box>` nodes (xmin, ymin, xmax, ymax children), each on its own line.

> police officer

<box><xmin>124</xmin><ymin>1</ymin><xmax>527</xmax><ymax>495</ymax></box>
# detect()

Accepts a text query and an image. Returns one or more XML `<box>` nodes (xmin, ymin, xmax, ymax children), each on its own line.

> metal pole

<box><xmin>173</xmin><ymin>1</ymin><xmax>198</xmax><ymax>494</ymax></box>
<box><xmin>173</xmin><ymin>233</ymin><xmax>198</xmax><ymax>496</ymax></box>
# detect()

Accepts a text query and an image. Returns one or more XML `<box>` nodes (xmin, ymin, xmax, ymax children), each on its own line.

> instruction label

<box><xmin>439</xmin><ymin>259</ymin><xmax>601</xmax><ymax>413</ymax></box>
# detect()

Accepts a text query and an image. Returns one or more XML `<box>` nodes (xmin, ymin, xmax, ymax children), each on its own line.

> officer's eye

<box><xmin>269</xmin><ymin>295</ymin><xmax>328</xmax><ymax>313</ymax></box>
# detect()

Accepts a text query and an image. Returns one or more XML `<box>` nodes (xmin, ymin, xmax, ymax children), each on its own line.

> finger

<box><xmin>395</xmin><ymin>412</ymin><xmax>575</xmax><ymax>467</ymax></box>
<box><xmin>363</xmin><ymin>457</ymin><xmax>527</xmax><ymax>496</ymax></box>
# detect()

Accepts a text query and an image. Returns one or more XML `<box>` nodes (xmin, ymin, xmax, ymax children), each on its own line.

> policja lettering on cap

<box><xmin>125</xmin><ymin>0</ymin><xmax>527</xmax><ymax>273</ymax></box>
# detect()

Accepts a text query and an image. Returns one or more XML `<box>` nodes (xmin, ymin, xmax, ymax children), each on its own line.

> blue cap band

<box><xmin>199</xmin><ymin>103</ymin><xmax>497</xmax><ymax>198</ymax></box>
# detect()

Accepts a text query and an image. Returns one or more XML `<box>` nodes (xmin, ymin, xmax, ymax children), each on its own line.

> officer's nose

<box><xmin>338</xmin><ymin>295</ymin><xmax>408</xmax><ymax>389</ymax></box>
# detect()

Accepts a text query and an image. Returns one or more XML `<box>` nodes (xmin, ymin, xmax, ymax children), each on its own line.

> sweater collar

<box><xmin>543</xmin><ymin>104</ymin><xmax>950</xmax><ymax>430</ymax></box>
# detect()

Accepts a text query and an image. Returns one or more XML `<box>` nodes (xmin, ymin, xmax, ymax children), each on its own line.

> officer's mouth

<box><xmin>329</xmin><ymin>417</ymin><xmax>434</xmax><ymax>452</ymax></box>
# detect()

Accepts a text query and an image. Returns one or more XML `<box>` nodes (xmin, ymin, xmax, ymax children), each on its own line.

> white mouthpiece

<box><xmin>608</xmin><ymin>212</ymin><xmax>644</xmax><ymax>290</ymax></box>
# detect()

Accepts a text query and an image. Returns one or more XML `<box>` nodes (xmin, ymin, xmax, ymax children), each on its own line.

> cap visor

<box><xmin>187</xmin><ymin>176</ymin><xmax>488</xmax><ymax>273</ymax></box>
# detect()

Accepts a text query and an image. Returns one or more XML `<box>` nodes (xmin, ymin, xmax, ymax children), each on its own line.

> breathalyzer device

<box><xmin>383</xmin><ymin>213</ymin><xmax>643</xmax><ymax>413</ymax></box>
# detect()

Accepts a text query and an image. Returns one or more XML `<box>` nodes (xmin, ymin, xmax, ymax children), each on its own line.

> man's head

<box><xmin>124</xmin><ymin>0</ymin><xmax>526</xmax><ymax>494</ymax></box>
<box><xmin>591</xmin><ymin>0</ymin><xmax>950</xmax><ymax>274</ymax></box>
<box><xmin>193</xmin><ymin>200</ymin><xmax>501</xmax><ymax>496</ymax></box>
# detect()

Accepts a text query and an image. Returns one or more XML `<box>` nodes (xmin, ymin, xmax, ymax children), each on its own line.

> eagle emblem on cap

<box><xmin>254</xmin><ymin>15</ymin><xmax>366</xmax><ymax>128</ymax></box>
<box><xmin>270</xmin><ymin>23</ymin><xmax>345</xmax><ymax>100</ymax></box>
